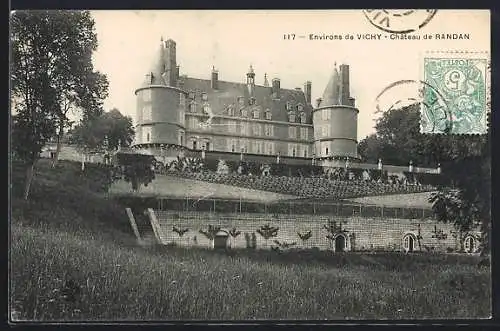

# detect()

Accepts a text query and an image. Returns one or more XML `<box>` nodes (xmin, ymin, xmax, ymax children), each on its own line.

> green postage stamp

<box><xmin>421</xmin><ymin>51</ymin><xmax>490</xmax><ymax>134</ymax></box>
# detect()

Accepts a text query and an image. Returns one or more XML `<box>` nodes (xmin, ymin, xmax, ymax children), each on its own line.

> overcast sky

<box><xmin>90</xmin><ymin>10</ymin><xmax>489</xmax><ymax>140</ymax></box>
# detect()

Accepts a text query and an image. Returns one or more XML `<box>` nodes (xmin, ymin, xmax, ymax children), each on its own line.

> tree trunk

<box><xmin>23</xmin><ymin>162</ymin><xmax>36</xmax><ymax>201</ymax></box>
<box><xmin>51</xmin><ymin>128</ymin><xmax>63</xmax><ymax>168</ymax></box>
<box><xmin>81</xmin><ymin>153</ymin><xmax>86</xmax><ymax>172</ymax></box>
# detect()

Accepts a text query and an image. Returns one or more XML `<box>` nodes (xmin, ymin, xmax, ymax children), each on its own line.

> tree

<box><xmin>115</xmin><ymin>152</ymin><xmax>156</xmax><ymax>192</ymax></box>
<box><xmin>297</xmin><ymin>230</ymin><xmax>312</xmax><ymax>248</ymax></box>
<box><xmin>70</xmin><ymin>108</ymin><xmax>134</xmax><ymax>169</ymax></box>
<box><xmin>10</xmin><ymin>10</ymin><xmax>108</xmax><ymax>199</ymax></box>
<box><xmin>256</xmin><ymin>224</ymin><xmax>279</xmax><ymax>249</ymax></box>
<box><xmin>359</xmin><ymin>103</ymin><xmax>490</xmax><ymax>254</ymax></box>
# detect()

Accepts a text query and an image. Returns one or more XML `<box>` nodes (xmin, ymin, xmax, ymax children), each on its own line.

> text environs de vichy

<box><xmin>309</xmin><ymin>33</ymin><xmax>471</xmax><ymax>40</ymax></box>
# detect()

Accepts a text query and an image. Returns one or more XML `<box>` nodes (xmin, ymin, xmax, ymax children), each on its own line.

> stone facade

<box><xmin>133</xmin><ymin>38</ymin><xmax>359</xmax><ymax>163</ymax></box>
<box><xmin>148</xmin><ymin>210</ymin><xmax>481</xmax><ymax>254</ymax></box>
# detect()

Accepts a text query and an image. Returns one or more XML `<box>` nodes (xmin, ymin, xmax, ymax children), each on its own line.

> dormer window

<box><xmin>265</xmin><ymin>109</ymin><xmax>272</xmax><ymax>120</ymax></box>
<box><xmin>237</xmin><ymin>96</ymin><xmax>245</xmax><ymax>107</ymax></box>
<box><xmin>297</xmin><ymin>103</ymin><xmax>304</xmax><ymax>112</ymax></box>
<box><xmin>300</xmin><ymin>112</ymin><xmax>306</xmax><ymax>124</ymax></box>
<box><xmin>188</xmin><ymin>91</ymin><xmax>195</xmax><ymax>100</ymax></box>
<box><xmin>241</xmin><ymin>109</ymin><xmax>248</xmax><ymax>117</ymax></box>
<box><xmin>289</xmin><ymin>113</ymin><xmax>296</xmax><ymax>122</ymax></box>
<box><xmin>189</xmin><ymin>101</ymin><xmax>197</xmax><ymax>113</ymax></box>
<box><xmin>249</xmin><ymin>97</ymin><xmax>256</xmax><ymax>106</ymax></box>
<box><xmin>227</xmin><ymin>104</ymin><xmax>235</xmax><ymax>116</ymax></box>
<box><xmin>286</xmin><ymin>101</ymin><xmax>293</xmax><ymax>111</ymax></box>
<box><xmin>253</xmin><ymin>109</ymin><xmax>260</xmax><ymax>119</ymax></box>
<box><xmin>201</xmin><ymin>92</ymin><xmax>208</xmax><ymax>101</ymax></box>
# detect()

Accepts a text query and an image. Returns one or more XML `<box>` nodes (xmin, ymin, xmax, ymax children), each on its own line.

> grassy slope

<box><xmin>108</xmin><ymin>174</ymin><xmax>297</xmax><ymax>202</ymax></box>
<box><xmin>344</xmin><ymin>192</ymin><xmax>436</xmax><ymax>209</ymax></box>
<box><xmin>10</xmin><ymin>159</ymin><xmax>491</xmax><ymax>320</ymax></box>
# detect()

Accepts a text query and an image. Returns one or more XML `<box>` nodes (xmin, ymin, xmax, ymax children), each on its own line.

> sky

<box><xmin>90</xmin><ymin>10</ymin><xmax>490</xmax><ymax>140</ymax></box>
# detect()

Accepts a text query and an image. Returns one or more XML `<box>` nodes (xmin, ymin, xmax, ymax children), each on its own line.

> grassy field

<box><xmin>10</xmin><ymin>159</ymin><xmax>491</xmax><ymax>321</ymax></box>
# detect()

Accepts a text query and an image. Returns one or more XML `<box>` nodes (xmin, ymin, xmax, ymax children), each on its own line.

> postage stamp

<box><xmin>421</xmin><ymin>52</ymin><xmax>490</xmax><ymax>134</ymax></box>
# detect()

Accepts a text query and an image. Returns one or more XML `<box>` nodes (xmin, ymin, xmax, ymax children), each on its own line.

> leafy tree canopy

<box><xmin>10</xmin><ymin>10</ymin><xmax>108</xmax><ymax>199</ymax></box>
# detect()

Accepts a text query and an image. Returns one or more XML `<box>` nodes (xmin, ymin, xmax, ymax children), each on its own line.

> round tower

<box><xmin>133</xmin><ymin>38</ymin><xmax>187</xmax><ymax>161</ymax></box>
<box><xmin>312</xmin><ymin>63</ymin><xmax>359</xmax><ymax>163</ymax></box>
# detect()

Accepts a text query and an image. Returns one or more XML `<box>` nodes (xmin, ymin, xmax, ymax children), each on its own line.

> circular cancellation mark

<box><xmin>362</xmin><ymin>9</ymin><xmax>438</xmax><ymax>34</ymax></box>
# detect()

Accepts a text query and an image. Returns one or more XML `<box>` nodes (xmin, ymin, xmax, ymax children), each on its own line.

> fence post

<box><xmin>381</xmin><ymin>206</ymin><xmax>384</xmax><ymax>218</ymax></box>
<box><xmin>213</xmin><ymin>199</ymin><xmax>216</xmax><ymax>214</ymax></box>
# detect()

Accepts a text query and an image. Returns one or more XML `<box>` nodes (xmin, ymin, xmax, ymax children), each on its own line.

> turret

<box><xmin>313</xmin><ymin>63</ymin><xmax>359</xmax><ymax>161</ymax></box>
<box><xmin>246</xmin><ymin>65</ymin><xmax>255</xmax><ymax>98</ymax></box>
<box><xmin>211</xmin><ymin>66</ymin><xmax>218</xmax><ymax>90</ymax></box>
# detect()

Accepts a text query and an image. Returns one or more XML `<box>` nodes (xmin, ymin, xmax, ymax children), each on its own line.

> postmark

<box><xmin>374</xmin><ymin>80</ymin><xmax>451</xmax><ymax>132</ymax></box>
<box><xmin>363</xmin><ymin>9</ymin><xmax>437</xmax><ymax>34</ymax></box>
<box><xmin>421</xmin><ymin>52</ymin><xmax>489</xmax><ymax>134</ymax></box>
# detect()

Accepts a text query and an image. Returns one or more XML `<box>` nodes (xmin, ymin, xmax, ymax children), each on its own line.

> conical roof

<box><xmin>141</xmin><ymin>38</ymin><xmax>166</xmax><ymax>87</ymax></box>
<box><xmin>319</xmin><ymin>64</ymin><xmax>341</xmax><ymax>107</ymax></box>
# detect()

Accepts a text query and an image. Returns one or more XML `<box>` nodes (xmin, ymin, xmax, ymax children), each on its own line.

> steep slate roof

<box><xmin>180</xmin><ymin>76</ymin><xmax>314</xmax><ymax>124</ymax></box>
<box><xmin>319</xmin><ymin>66</ymin><xmax>341</xmax><ymax>108</ymax></box>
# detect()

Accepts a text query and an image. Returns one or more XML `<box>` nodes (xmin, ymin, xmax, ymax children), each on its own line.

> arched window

<box><xmin>402</xmin><ymin>233</ymin><xmax>417</xmax><ymax>252</ymax></box>
<box><xmin>333</xmin><ymin>234</ymin><xmax>347</xmax><ymax>252</ymax></box>
<box><xmin>241</xmin><ymin>109</ymin><xmax>248</xmax><ymax>117</ymax></box>
<box><xmin>464</xmin><ymin>235</ymin><xmax>476</xmax><ymax>253</ymax></box>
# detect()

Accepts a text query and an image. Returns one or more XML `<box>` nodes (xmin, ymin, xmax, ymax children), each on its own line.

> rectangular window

<box><xmin>230</xmin><ymin>139</ymin><xmax>237</xmax><ymax>152</ymax></box>
<box><xmin>302</xmin><ymin>145</ymin><xmax>308</xmax><ymax>157</ymax></box>
<box><xmin>264</xmin><ymin>124</ymin><xmax>274</xmax><ymax>136</ymax></box>
<box><xmin>179</xmin><ymin>93</ymin><xmax>186</xmax><ymax>107</ymax></box>
<box><xmin>253</xmin><ymin>124</ymin><xmax>261</xmax><ymax>136</ymax></box>
<box><xmin>322</xmin><ymin>109</ymin><xmax>330</xmax><ymax>121</ymax></box>
<box><xmin>143</xmin><ymin>89</ymin><xmax>151</xmax><ymax>102</ymax></box>
<box><xmin>240</xmin><ymin>122</ymin><xmax>249</xmax><ymax>135</ymax></box>
<box><xmin>253</xmin><ymin>110</ymin><xmax>260</xmax><ymax>119</ymax></box>
<box><xmin>288</xmin><ymin>144</ymin><xmax>297</xmax><ymax>157</ymax></box>
<box><xmin>240</xmin><ymin>139</ymin><xmax>248</xmax><ymax>153</ymax></box>
<box><xmin>300</xmin><ymin>127</ymin><xmax>308</xmax><ymax>140</ymax></box>
<box><xmin>143</xmin><ymin>105</ymin><xmax>152</xmax><ymax>122</ymax></box>
<box><xmin>288</xmin><ymin>126</ymin><xmax>296</xmax><ymax>139</ymax></box>
<box><xmin>178</xmin><ymin>130</ymin><xmax>185</xmax><ymax>146</ymax></box>
<box><xmin>228</xmin><ymin>120</ymin><xmax>237</xmax><ymax>133</ymax></box>
<box><xmin>322</xmin><ymin>124</ymin><xmax>329</xmax><ymax>137</ymax></box>
<box><xmin>189</xmin><ymin>117</ymin><xmax>197</xmax><ymax>128</ymax></box>
<box><xmin>265</xmin><ymin>141</ymin><xmax>275</xmax><ymax>155</ymax></box>
<box><xmin>142</xmin><ymin>126</ymin><xmax>152</xmax><ymax>143</ymax></box>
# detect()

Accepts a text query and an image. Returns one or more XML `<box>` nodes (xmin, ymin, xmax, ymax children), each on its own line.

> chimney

<box><xmin>164</xmin><ymin>39</ymin><xmax>177</xmax><ymax>86</ymax></box>
<box><xmin>211</xmin><ymin>66</ymin><xmax>218</xmax><ymax>90</ymax></box>
<box><xmin>272</xmin><ymin>78</ymin><xmax>281</xmax><ymax>99</ymax></box>
<box><xmin>175</xmin><ymin>66</ymin><xmax>180</xmax><ymax>82</ymax></box>
<box><xmin>304</xmin><ymin>81</ymin><xmax>312</xmax><ymax>105</ymax></box>
<box><xmin>339</xmin><ymin>64</ymin><xmax>350</xmax><ymax>105</ymax></box>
